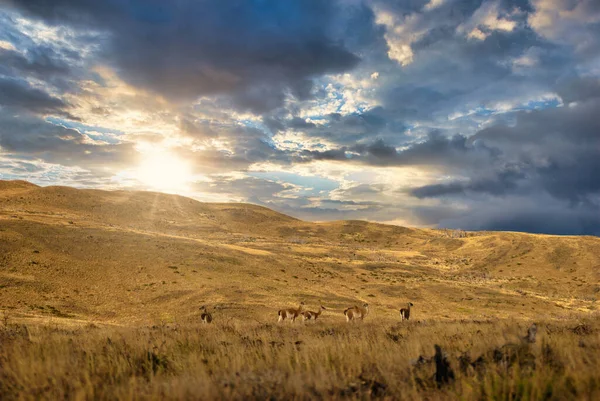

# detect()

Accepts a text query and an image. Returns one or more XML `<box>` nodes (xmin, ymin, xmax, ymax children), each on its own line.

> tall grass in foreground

<box><xmin>1</xmin><ymin>318</ymin><xmax>598</xmax><ymax>400</ymax></box>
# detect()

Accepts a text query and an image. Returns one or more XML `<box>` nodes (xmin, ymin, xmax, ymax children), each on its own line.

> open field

<box><xmin>2</xmin><ymin>317</ymin><xmax>599</xmax><ymax>400</ymax></box>
<box><xmin>1</xmin><ymin>180</ymin><xmax>599</xmax><ymax>399</ymax></box>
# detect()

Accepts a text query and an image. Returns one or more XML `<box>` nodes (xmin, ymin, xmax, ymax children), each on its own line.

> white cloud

<box><xmin>0</xmin><ymin>40</ymin><xmax>16</xmax><ymax>50</ymax></box>
<box><xmin>373</xmin><ymin>7</ymin><xmax>422</xmax><ymax>66</ymax></box>
<box><xmin>467</xmin><ymin>28</ymin><xmax>487</xmax><ymax>41</ymax></box>
<box><xmin>458</xmin><ymin>1</ymin><xmax>518</xmax><ymax>41</ymax></box>
<box><xmin>298</xmin><ymin>72</ymin><xmax>380</xmax><ymax>118</ymax></box>
<box><xmin>425</xmin><ymin>0</ymin><xmax>446</xmax><ymax>11</ymax></box>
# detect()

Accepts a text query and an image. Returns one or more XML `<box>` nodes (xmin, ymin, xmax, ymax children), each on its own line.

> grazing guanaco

<box><xmin>399</xmin><ymin>302</ymin><xmax>414</xmax><ymax>321</ymax></box>
<box><xmin>302</xmin><ymin>303</ymin><xmax>326</xmax><ymax>322</ymax></box>
<box><xmin>344</xmin><ymin>303</ymin><xmax>369</xmax><ymax>322</ymax></box>
<box><xmin>200</xmin><ymin>305</ymin><xmax>213</xmax><ymax>324</ymax></box>
<box><xmin>278</xmin><ymin>302</ymin><xmax>305</xmax><ymax>322</ymax></box>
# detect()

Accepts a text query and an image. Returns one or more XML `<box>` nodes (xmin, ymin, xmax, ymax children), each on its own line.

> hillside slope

<box><xmin>0</xmin><ymin>180</ymin><xmax>598</xmax><ymax>325</ymax></box>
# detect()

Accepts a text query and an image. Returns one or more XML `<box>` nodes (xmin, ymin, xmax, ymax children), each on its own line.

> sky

<box><xmin>0</xmin><ymin>0</ymin><xmax>599</xmax><ymax>235</ymax></box>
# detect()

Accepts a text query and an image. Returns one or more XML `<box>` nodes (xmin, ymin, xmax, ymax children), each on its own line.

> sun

<box><xmin>135</xmin><ymin>147</ymin><xmax>193</xmax><ymax>193</ymax></box>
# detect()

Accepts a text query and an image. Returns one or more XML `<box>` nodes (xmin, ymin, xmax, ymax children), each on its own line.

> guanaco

<box><xmin>399</xmin><ymin>302</ymin><xmax>414</xmax><ymax>321</ymax></box>
<box><xmin>278</xmin><ymin>302</ymin><xmax>305</xmax><ymax>322</ymax></box>
<box><xmin>344</xmin><ymin>303</ymin><xmax>369</xmax><ymax>322</ymax></box>
<box><xmin>200</xmin><ymin>305</ymin><xmax>213</xmax><ymax>324</ymax></box>
<box><xmin>302</xmin><ymin>303</ymin><xmax>326</xmax><ymax>322</ymax></box>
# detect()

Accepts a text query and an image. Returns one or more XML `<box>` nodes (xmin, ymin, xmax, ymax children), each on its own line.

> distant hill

<box><xmin>0</xmin><ymin>180</ymin><xmax>598</xmax><ymax>325</ymax></box>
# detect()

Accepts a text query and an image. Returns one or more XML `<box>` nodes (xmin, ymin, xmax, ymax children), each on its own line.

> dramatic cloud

<box><xmin>0</xmin><ymin>113</ymin><xmax>136</xmax><ymax>170</ymax></box>
<box><xmin>1</xmin><ymin>0</ymin><xmax>600</xmax><ymax>234</ymax></box>
<box><xmin>300</xmin><ymin>132</ymin><xmax>497</xmax><ymax>170</ymax></box>
<box><xmin>5</xmin><ymin>0</ymin><xmax>360</xmax><ymax>112</ymax></box>
<box><xmin>0</xmin><ymin>47</ymin><xmax>72</xmax><ymax>82</ymax></box>
<box><xmin>407</xmin><ymin>78</ymin><xmax>600</xmax><ymax>234</ymax></box>
<box><xmin>0</xmin><ymin>76</ymin><xmax>73</xmax><ymax>116</ymax></box>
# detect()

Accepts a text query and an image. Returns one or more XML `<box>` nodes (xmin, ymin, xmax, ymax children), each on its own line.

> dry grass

<box><xmin>1</xmin><ymin>316</ymin><xmax>599</xmax><ymax>400</ymax></box>
<box><xmin>1</xmin><ymin>181</ymin><xmax>600</xmax><ymax>399</ymax></box>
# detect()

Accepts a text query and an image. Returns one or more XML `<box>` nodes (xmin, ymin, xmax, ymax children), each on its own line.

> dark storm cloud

<box><xmin>556</xmin><ymin>77</ymin><xmax>600</xmax><ymax>104</ymax></box>
<box><xmin>411</xmin><ymin>167</ymin><xmax>526</xmax><ymax>198</ymax></box>
<box><xmin>405</xmin><ymin>78</ymin><xmax>600</xmax><ymax>234</ymax></box>
<box><xmin>0</xmin><ymin>76</ymin><xmax>76</xmax><ymax>118</ymax></box>
<box><xmin>5</xmin><ymin>0</ymin><xmax>360</xmax><ymax>113</ymax></box>
<box><xmin>472</xmin><ymin>96</ymin><xmax>600</xmax><ymax>147</ymax></box>
<box><xmin>411</xmin><ymin>97</ymin><xmax>600</xmax><ymax>202</ymax></box>
<box><xmin>295</xmin><ymin>77</ymin><xmax>600</xmax><ymax>228</ymax></box>
<box><xmin>268</xmin><ymin>107</ymin><xmax>403</xmax><ymax>147</ymax></box>
<box><xmin>535</xmin><ymin>154</ymin><xmax>600</xmax><ymax>204</ymax></box>
<box><xmin>301</xmin><ymin>148</ymin><xmax>350</xmax><ymax>162</ymax></box>
<box><xmin>287</xmin><ymin>117</ymin><xmax>317</xmax><ymax>130</ymax></box>
<box><xmin>436</xmin><ymin>196</ymin><xmax>600</xmax><ymax>236</ymax></box>
<box><xmin>0</xmin><ymin>47</ymin><xmax>72</xmax><ymax>80</ymax></box>
<box><xmin>0</xmin><ymin>112</ymin><xmax>136</xmax><ymax>169</ymax></box>
<box><xmin>300</xmin><ymin>132</ymin><xmax>497</xmax><ymax>170</ymax></box>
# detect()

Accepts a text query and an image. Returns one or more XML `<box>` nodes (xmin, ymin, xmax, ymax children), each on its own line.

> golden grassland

<box><xmin>1</xmin><ymin>315</ymin><xmax>599</xmax><ymax>400</ymax></box>
<box><xmin>1</xmin><ymin>180</ymin><xmax>600</xmax><ymax>399</ymax></box>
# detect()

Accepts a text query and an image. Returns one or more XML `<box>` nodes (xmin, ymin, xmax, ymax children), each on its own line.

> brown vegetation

<box><xmin>1</xmin><ymin>316</ymin><xmax>599</xmax><ymax>400</ymax></box>
<box><xmin>1</xmin><ymin>181</ymin><xmax>600</xmax><ymax>399</ymax></box>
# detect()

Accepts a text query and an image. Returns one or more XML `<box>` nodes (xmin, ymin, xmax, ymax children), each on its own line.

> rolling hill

<box><xmin>0</xmin><ymin>180</ymin><xmax>598</xmax><ymax>326</ymax></box>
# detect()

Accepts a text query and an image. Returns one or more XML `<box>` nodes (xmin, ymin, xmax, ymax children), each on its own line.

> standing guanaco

<box><xmin>278</xmin><ymin>302</ymin><xmax>305</xmax><ymax>322</ymax></box>
<box><xmin>344</xmin><ymin>303</ymin><xmax>369</xmax><ymax>322</ymax></box>
<box><xmin>200</xmin><ymin>305</ymin><xmax>213</xmax><ymax>324</ymax></box>
<box><xmin>399</xmin><ymin>302</ymin><xmax>414</xmax><ymax>321</ymax></box>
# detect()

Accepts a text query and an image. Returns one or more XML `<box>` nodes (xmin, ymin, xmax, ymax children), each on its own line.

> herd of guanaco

<box><xmin>200</xmin><ymin>301</ymin><xmax>414</xmax><ymax>324</ymax></box>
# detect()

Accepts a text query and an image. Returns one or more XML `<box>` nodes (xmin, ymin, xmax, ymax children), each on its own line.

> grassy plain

<box><xmin>1</xmin><ymin>180</ymin><xmax>599</xmax><ymax>399</ymax></box>
<box><xmin>2</xmin><ymin>317</ymin><xmax>599</xmax><ymax>400</ymax></box>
